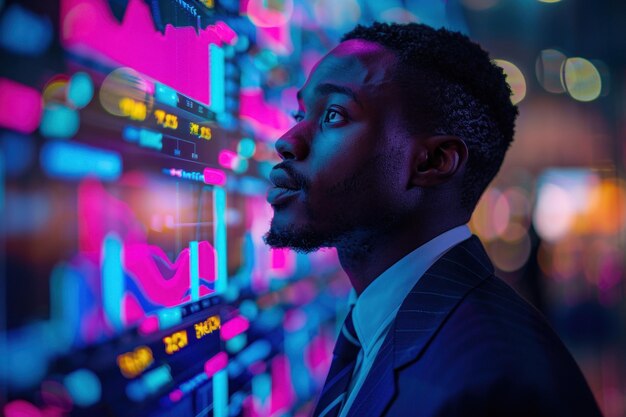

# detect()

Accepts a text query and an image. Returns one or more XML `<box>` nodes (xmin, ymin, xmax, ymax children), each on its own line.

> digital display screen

<box><xmin>0</xmin><ymin>0</ymin><xmax>349</xmax><ymax>415</ymax></box>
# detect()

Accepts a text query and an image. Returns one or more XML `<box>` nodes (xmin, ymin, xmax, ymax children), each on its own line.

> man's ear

<box><xmin>410</xmin><ymin>135</ymin><xmax>468</xmax><ymax>188</ymax></box>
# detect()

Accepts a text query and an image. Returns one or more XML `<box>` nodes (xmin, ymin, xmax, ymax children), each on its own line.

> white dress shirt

<box><xmin>337</xmin><ymin>224</ymin><xmax>472</xmax><ymax>417</ymax></box>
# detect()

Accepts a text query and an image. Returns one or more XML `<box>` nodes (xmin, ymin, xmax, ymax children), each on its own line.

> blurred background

<box><xmin>0</xmin><ymin>0</ymin><xmax>624</xmax><ymax>416</ymax></box>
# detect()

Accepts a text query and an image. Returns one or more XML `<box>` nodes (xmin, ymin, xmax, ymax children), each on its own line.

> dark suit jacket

<box><xmin>344</xmin><ymin>235</ymin><xmax>602</xmax><ymax>417</ymax></box>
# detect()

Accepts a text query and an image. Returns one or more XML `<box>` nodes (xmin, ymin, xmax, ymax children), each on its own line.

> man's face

<box><xmin>265</xmin><ymin>39</ymin><xmax>416</xmax><ymax>252</ymax></box>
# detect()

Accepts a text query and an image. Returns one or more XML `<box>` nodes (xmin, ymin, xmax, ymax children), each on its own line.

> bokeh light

<box><xmin>494</xmin><ymin>59</ymin><xmax>526</xmax><ymax>104</ymax></box>
<box><xmin>67</xmin><ymin>72</ymin><xmax>94</xmax><ymax>109</ymax></box>
<box><xmin>561</xmin><ymin>57</ymin><xmax>602</xmax><ymax>102</ymax></box>
<box><xmin>99</xmin><ymin>67</ymin><xmax>153</xmax><ymax>118</ymax></box>
<box><xmin>533</xmin><ymin>183</ymin><xmax>575</xmax><ymax>242</ymax></box>
<box><xmin>536</xmin><ymin>49</ymin><xmax>567</xmax><ymax>93</ymax></box>
<box><xmin>488</xmin><ymin>232</ymin><xmax>532</xmax><ymax>272</ymax></box>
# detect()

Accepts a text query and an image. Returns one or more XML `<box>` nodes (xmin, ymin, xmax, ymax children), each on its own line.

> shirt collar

<box><xmin>349</xmin><ymin>224</ymin><xmax>472</xmax><ymax>354</ymax></box>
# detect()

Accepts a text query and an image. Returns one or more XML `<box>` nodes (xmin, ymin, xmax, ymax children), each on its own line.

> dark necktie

<box><xmin>312</xmin><ymin>308</ymin><xmax>361</xmax><ymax>417</ymax></box>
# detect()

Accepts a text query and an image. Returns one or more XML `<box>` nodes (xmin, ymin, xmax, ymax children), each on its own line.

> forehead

<box><xmin>298</xmin><ymin>39</ymin><xmax>398</xmax><ymax>102</ymax></box>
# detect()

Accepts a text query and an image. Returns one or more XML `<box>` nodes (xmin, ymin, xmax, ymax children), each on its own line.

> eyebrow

<box><xmin>296</xmin><ymin>83</ymin><xmax>363</xmax><ymax>108</ymax></box>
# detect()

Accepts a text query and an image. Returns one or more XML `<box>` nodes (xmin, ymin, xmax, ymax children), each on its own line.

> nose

<box><xmin>275</xmin><ymin>126</ymin><xmax>310</xmax><ymax>161</ymax></box>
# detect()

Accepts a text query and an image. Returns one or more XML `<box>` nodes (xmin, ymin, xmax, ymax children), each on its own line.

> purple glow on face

<box><xmin>204</xmin><ymin>351</ymin><xmax>228</xmax><ymax>377</ymax></box>
<box><xmin>220</xmin><ymin>315</ymin><xmax>250</xmax><ymax>340</ymax></box>
<box><xmin>0</xmin><ymin>78</ymin><xmax>43</xmax><ymax>133</ymax></box>
<box><xmin>61</xmin><ymin>0</ymin><xmax>235</xmax><ymax>104</ymax></box>
<box><xmin>218</xmin><ymin>150</ymin><xmax>238</xmax><ymax>170</ymax></box>
<box><xmin>3</xmin><ymin>400</ymin><xmax>43</xmax><ymax>417</ymax></box>
<box><xmin>203</xmin><ymin>167</ymin><xmax>227</xmax><ymax>186</ymax></box>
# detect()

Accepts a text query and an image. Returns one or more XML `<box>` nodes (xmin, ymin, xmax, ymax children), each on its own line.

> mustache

<box><xmin>272</xmin><ymin>162</ymin><xmax>310</xmax><ymax>191</ymax></box>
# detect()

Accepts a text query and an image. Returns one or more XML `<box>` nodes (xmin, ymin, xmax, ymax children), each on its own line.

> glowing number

<box><xmin>154</xmin><ymin>110</ymin><xmax>178</xmax><ymax>130</ymax></box>
<box><xmin>117</xmin><ymin>346</ymin><xmax>154</xmax><ymax>378</ymax></box>
<box><xmin>165</xmin><ymin>114</ymin><xmax>178</xmax><ymax>129</ymax></box>
<box><xmin>119</xmin><ymin>98</ymin><xmax>147</xmax><ymax>121</ymax></box>
<box><xmin>163</xmin><ymin>330</ymin><xmax>189</xmax><ymax>355</ymax></box>
<box><xmin>194</xmin><ymin>315</ymin><xmax>221</xmax><ymax>339</ymax></box>
<box><xmin>200</xmin><ymin>126</ymin><xmax>212</xmax><ymax>140</ymax></box>
<box><xmin>154</xmin><ymin>109</ymin><xmax>166</xmax><ymax>125</ymax></box>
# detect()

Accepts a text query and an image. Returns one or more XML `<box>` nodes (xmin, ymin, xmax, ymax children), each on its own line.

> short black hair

<box><xmin>342</xmin><ymin>22</ymin><xmax>518</xmax><ymax>213</ymax></box>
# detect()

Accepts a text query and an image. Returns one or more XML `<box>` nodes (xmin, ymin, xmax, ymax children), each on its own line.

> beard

<box><xmin>263</xmin><ymin>149</ymin><xmax>406</xmax><ymax>254</ymax></box>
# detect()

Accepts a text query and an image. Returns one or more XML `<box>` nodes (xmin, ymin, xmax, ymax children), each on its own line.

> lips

<box><xmin>269</xmin><ymin>168</ymin><xmax>300</xmax><ymax>191</ymax></box>
<box><xmin>268</xmin><ymin>168</ymin><xmax>302</xmax><ymax>205</ymax></box>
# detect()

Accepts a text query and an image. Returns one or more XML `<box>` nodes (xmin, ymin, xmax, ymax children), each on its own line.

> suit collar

<box><xmin>346</xmin><ymin>235</ymin><xmax>493</xmax><ymax>417</ymax></box>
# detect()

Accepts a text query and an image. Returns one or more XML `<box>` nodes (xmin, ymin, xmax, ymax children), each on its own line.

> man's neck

<box><xmin>336</xmin><ymin>217</ymin><xmax>467</xmax><ymax>295</ymax></box>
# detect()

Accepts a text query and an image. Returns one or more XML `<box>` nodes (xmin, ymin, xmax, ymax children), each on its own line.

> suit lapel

<box><xmin>346</xmin><ymin>235</ymin><xmax>494</xmax><ymax>417</ymax></box>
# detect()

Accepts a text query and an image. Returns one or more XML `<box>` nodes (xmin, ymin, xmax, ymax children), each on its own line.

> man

<box><xmin>264</xmin><ymin>22</ymin><xmax>601</xmax><ymax>417</ymax></box>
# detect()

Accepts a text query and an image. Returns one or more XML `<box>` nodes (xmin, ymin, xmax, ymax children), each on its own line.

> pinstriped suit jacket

<box><xmin>344</xmin><ymin>235</ymin><xmax>602</xmax><ymax>417</ymax></box>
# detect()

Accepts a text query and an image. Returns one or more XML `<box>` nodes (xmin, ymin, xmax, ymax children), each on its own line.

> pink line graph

<box><xmin>77</xmin><ymin>178</ymin><xmax>216</xmax><ymax>326</ymax></box>
<box><xmin>61</xmin><ymin>0</ymin><xmax>236</xmax><ymax>105</ymax></box>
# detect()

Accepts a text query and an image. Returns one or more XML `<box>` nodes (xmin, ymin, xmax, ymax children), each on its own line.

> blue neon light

<box><xmin>209</xmin><ymin>44</ymin><xmax>225</xmax><ymax>113</ymax></box>
<box><xmin>64</xmin><ymin>369</ymin><xmax>102</xmax><ymax>407</ymax></box>
<box><xmin>190</xmin><ymin>241</ymin><xmax>200</xmax><ymax>302</ymax></box>
<box><xmin>212</xmin><ymin>369</ymin><xmax>228</xmax><ymax>417</ymax></box>
<box><xmin>213</xmin><ymin>186</ymin><xmax>227</xmax><ymax>294</ymax></box>
<box><xmin>101</xmin><ymin>233</ymin><xmax>124</xmax><ymax>330</ymax></box>
<box><xmin>155</xmin><ymin>83</ymin><xmax>179</xmax><ymax>107</ymax></box>
<box><xmin>40</xmin><ymin>141</ymin><xmax>122</xmax><ymax>181</ymax></box>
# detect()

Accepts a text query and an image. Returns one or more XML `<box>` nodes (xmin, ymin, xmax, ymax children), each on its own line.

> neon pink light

<box><xmin>61</xmin><ymin>0</ymin><xmax>235</xmax><ymax>104</ymax></box>
<box><xmin>138</xmin><ymin>315</ymin><xmax>159</xmax><ymax>335</ymax></box>
<box><xmin>203</xmin><ymin>167</ymin><xmax>227</xmax><ymax>186</ymax></box>
<box><xmin>270</xmin><ymin>248</ymin><xmax>295</xmax><ymax>278</ymax></box>
<box><xmin>3</xmin><ymin>400</ymin><xmax>43</xmax><ymax>417</ymax></box>
<box><xmin>218</xmin><ymin>150</ymin><xmax>238</xmax><ymax>170</ymax></box>
<box><xmin>270</xmin><ymin>355</ymin><xmax>295</xmax><ymax>415</ymax></box>
<box><xmin>0</xmin><ymin>78</ymin><xmax>43</xmax><ymax>134</ymax></box>
<box><xmin>240</xmin><ymin>88</ymin><xmax>292</xmax><ymax>141</ymax></box>
<box><xmin>221</xmin><ymin>315</ymin><xmax>250</xmax><ymax>340</ymax></box>
<box><xmin>123</xmin><ymin>241</ymin><xmax>215</xmax><ymax>307</ymax></box>
<box><xmin>204</xmin><ymin>351</ymin><xmax>228</xmax><ymax>377</ymax></box>
<box><xmin>77</xmin><ymin>179</ymin><xmax>217</xmax><ymax>325</ymax></box>
<box><xmin>169</xmin><ymin>389</ymin><xmax>183</xmax><ymax>402</ymax></box>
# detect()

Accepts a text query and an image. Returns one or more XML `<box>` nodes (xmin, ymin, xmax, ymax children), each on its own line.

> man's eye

<box><xmin>323</xmin><ymin>109</ymin><xmax>345</xmax><ymax>124</ymax></box>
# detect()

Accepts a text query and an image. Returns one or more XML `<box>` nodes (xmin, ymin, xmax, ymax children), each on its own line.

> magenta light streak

<box><xmin>3</xmin><ymin>400</ymin><xmax>43</xmax><ymax>417</ymax></box>
<box><xmin>270</xmin><ymin>355</ymin><xmax>295</xmax><ymax>415</ymax></box>
<box><xmin>218</xmin><ymin>150</ymin><xmax>238</xmax><ymax>170</ymax></box>
<box><xmin>60</xmin><ymin>0</ymin><xmax>236</xmax><ymax>105</ymax></box>
<box><xmin>0</xmin><ymin>78</ymin><xmax>43</xmax><ymax>134</ymax></box>
<box><xmin>204</xmin><ymin>352</ymin><xmax>228</xmax><ymax>377</ymax></box>
<box><xmin>220</xmin><ymin>316</ymin><xmax>250</xmax><ymax>341</ymax></box>
<box><xmin>270</xmin><ymin>248</ymin><xmax>295</xmax><ymax>278</ymax></box>
<box><xmin>138</xmin><ymin>315</ymin><xmax>160</xmax><ymax>335</ymax></box>
<box><xmin>168</xmin><ymin>388</ymin><xmax>184</xmax><ymax>402</ymax></box>
<box><xmin>203</xmin><ymin>167</ymin><xmax>227</xmax><ymax>186</ymax></box>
